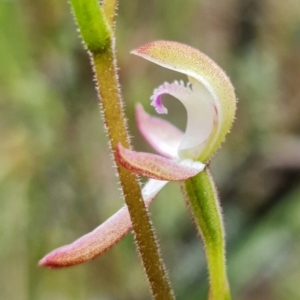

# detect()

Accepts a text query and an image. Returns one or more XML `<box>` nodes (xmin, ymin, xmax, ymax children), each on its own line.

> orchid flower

<box><xmin>40</xmin><ymin>41</ymin><xmax>236</xmax><ymax>268</ymax></box>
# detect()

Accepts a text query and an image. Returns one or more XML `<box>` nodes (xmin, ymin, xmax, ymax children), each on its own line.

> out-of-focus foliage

<box><xmin>1</xmin><ymin>0</ymin><xmax>300</xmax><ymax>299</ymax></box>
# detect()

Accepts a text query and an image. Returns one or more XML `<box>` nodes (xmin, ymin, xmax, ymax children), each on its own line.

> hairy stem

<box><xmin>183</xmin><ymin>168</ymin><xmax>231</xmax><ymax>300</ymax></box>
<box><xmin>102</xmin><ymin>0</ymin><xmax>118</xmax><ymax>31</ymax></box>
<box><xmin>69</xmin><ymin>0</ymin><xmax>174</xmax><ymax>298</ymax></box>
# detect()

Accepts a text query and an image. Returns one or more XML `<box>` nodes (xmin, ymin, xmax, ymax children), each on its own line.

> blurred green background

<box><xmin>1</xmin><ymin>0</ymin><xmax>300</xmax><ymax>299</ymax></box>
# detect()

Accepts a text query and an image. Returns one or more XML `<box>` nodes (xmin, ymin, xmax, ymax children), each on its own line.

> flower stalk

<box><xmin>68</xmin><ymin>0</ymin><xmax>174</xmax><ymax>298</ymax></box>
<box><xmin>183</xmin><ymin>169</ymin><xmax>231</xmax><ymax>300</ymax></box>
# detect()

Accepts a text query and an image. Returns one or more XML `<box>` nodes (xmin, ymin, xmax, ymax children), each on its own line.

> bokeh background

<box><xmin>1</xmin><ymin>0</ymin><xmax>300</xmax><ymax>299</ymax></box>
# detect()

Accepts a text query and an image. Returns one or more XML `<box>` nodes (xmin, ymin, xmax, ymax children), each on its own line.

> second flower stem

<box><xmin>183</xmin><ymin>168</ymin><xmax>231</xmax><ymax>300</ymax></box>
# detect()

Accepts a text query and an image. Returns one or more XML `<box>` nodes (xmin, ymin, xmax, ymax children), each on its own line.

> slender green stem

<box><xmin>69</xmin><ymin>0</ymin><xmax>174</xmax><ymax>299</ymax></box>
<box><xmin>183</xmin><ymin>168</ymin><xmax>231</xmax><ymax>300</ymax></box>
<box><xmin>70</xmin><ymin>0</ymin><xmax>110</xmax><ymax>53</ymax></box>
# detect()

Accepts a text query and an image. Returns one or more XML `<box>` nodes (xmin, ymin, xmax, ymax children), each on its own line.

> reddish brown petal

<box><xmin>116</xmin><ymin>143</ymin><xmax>204</xmax><ymax>181</ymax></box>
<box><xmin>40</xmin><ymin>200</ymin><xmax>148</xmax><ymax>268</ymax></box>
<box><xmin>39</xmin><ymin>179</ymin><xmax>168</xmax><ymax>268</ymax></box>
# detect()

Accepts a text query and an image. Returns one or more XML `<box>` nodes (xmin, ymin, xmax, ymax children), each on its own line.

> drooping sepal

<box><xmin>39</xmin><ymin>205</ymin><xmax>136</xmax><ymax>268</ymax></box>
<box><xmin>39</xmin><ymin>179</ymin><xmax>168</xmax><ymax>268</ymax></box>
